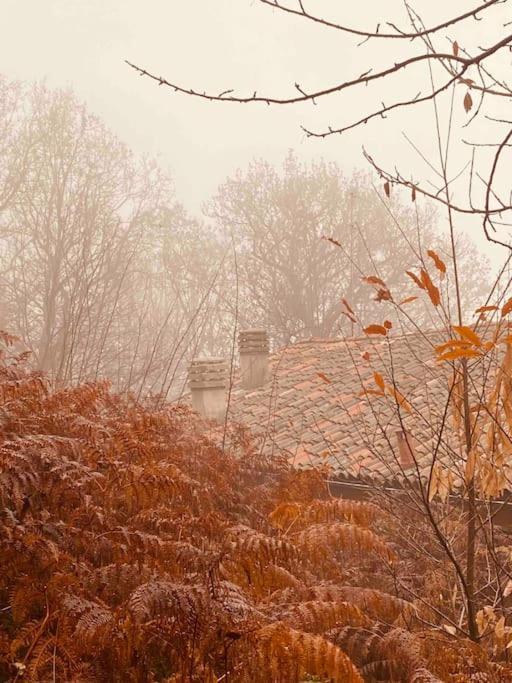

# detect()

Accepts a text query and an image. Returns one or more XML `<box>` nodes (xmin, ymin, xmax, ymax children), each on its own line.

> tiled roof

<box><xmin>226</xmin><ymin>330</ymin><xmax>469</xmax><ymax>485</ymax></box>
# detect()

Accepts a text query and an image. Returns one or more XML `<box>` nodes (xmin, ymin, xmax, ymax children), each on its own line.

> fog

<box><xmin>3</xmin><ymin>5</ymin><xmax>512</xmax><ymax>676</ymax></box>
<box><xmin>2</xmin><ymin>1</ymin><xmax>508</xmax><ymax>255</ymax></box>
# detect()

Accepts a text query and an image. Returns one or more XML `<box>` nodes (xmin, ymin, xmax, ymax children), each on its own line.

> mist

<box><xmin>2</xmin><ymin>2</ymin><xmax>512</xmax><ymax>680</ymax></box>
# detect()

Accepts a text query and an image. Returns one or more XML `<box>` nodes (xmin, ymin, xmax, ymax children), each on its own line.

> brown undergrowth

<box><xmin>0</xmin><ymin>331</ymin><xmax>510</xmax><ymax>682</ymax></box>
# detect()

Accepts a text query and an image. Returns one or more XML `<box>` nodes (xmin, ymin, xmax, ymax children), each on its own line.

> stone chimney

<box><xmin>238</xmin><ymin>329</ymin><xmax>269</xmax><ymax>390</ymax></box>
<box><xmin>188</xmin><ymin>357</ymin><xmax>228</xmax><ymax>421</ymax></box>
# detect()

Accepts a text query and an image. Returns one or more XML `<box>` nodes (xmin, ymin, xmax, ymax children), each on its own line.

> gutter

<box><xmin>326</xmin><ymin>479</ymin><xmax>512</xmax><ymax>530</ymax></box>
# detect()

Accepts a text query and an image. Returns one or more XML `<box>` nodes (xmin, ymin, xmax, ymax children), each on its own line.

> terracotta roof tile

<box><xmin>226</xmin><ymin>329</ymin><xmax>483</xmax><ymax>485</ymax></box>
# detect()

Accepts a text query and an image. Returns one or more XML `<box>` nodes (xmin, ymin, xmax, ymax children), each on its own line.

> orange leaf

<box><xmin>375</xmin><ymin>288</ymin><xmax>392</xmax><ymax>302</ymax></box>
<box><xmin>374</xmin><ymin>372</ymin><xmax>385</xmax><ymax>391</ymax></box>
<box><xmin>386</xmin><ymin>385</ymin><xmax>412</xmax><ymax>413</ymax></box>
<box><xmin>406</xmin><ymin>270</ymin><xmax>426</xmax><ymax>290</ymax></box>
<box><xmin>384</xmin><ymin>320</ymin><xmax>393</xmax><ymax>330</ymax></box>
<box><xmin>361</xmin><ymin>351</ymin><xmax>370</xmax><ymax>361</ymax></box>
<box><xmin>420</xmin><ymin>268</ymin><xmax>441</xmax><ymax>306</ymax></box>
<box><xmin>364</xmin><ymin>324</ymin><xmax>388</xmax><ymax>336</ymax></box>
<box><xmin>399</xmin><ymin>296</ymin><xmax>418</xmax><ymax>306</ymax></box>
<box><xmin>463</xmin><ymin>91</ymin><xmax>473</xmax><ymax>113</ymax></box>
<box><xmin>475</xmin><ymin>305</ymin><xmax>498</xmax><ymax>314</ymax></box>
<box><xmin>502</xmin><ymin>298</ymin><xmax>512</xmax><ymax>317</ymax></box>
<box><xmin>436</xmin><ymin>339</ymin><xmax>472</xmax><ymax>354</ymax></box>
<box><xmin>363</xmin><ymin>275</ymin><xmax>387</xmax><ymax>288</ymax></box>
<box><xmin>453</xmin><ymin>325</ymin><xmax>481</xmax><ymax>347</ymax></box>
<box><xmin>427</xmin><ymin>249</ymin><xmax>447</xmax><ymax>276</ymax></box>
<box><xmin>438</xmin><ymin>348</ymin><xmax>480</xmax><ymax>362</ymax></box>
<box><xmin>317</xmin><ymin>372</ymin><xmax>332</xmax><ymax>384</ymax></box>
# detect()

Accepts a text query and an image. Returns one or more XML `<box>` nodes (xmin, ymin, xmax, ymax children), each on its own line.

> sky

<box><xmin>1</xmin><ymin>0</ymin><xmax>510</xmax><ymax>266</ymax></box>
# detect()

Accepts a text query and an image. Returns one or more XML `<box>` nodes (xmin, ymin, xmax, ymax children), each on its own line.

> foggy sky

<box><xmin>1</xmin><ymin>1</ymin><xmax>509</xmax><ymax>265</ymax></box>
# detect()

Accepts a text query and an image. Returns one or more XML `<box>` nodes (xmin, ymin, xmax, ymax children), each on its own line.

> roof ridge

<box><xmin>272</xmin><ymin>327</ymin><xmax>442</xmax><ymax>354</ymax></box>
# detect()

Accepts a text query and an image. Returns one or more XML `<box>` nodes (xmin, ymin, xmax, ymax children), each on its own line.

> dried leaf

<box><xmin>384</xmin><ymin>181</ymin><xmax>390</xmax><ymax>197</ymax></box>
<box><xmin>406</xmin><ymin>270</ymin><xmax>426</xmax><ymax>290</ymax></box>
<box><xmin>399</xmin><ymin>296</ymin><xmax>418</xmax><ymax>306</ymax></box>
<box><xmin>420</xmin><ymin>268</ymin><xmax>441</xmax><ymax>306</ymax></box>
<box><xmin>363</xmin><ymin>275</ymin><xmax>387</xmax><ymax>288</ymax></box>
<box><xmin>411</xmin><ymin>185</ymin><xmax>416</xmax><ymax>202</ymax></box>
<box><xmin>427</xmin><ymin>249</ymin><xmax>447</xmax><ymax>276</ymax></box>
<box><xmin>361</xmin><ymin>351</ymin><xmax>370</xmax><ymax>361</ymax></box>
<box><xmin>475</xmin><ymin>305</ymin><xmax>498</xmax><ymax>314</ymax></box>
<box><xmin>363</xmin><ymin>324</ymin><xmax>388</xmax><ymax>336</ymax></box>
<box><xmin>452</xmin><ymin>41</ymin><xmax>459</xmax><ymax>57</ymax></box>
<box><xmin>374</xmin><ymin>372</ymin><xmax>385</xmax><ymax>391</ymax></box>
<box><xmin>453</xmin><ymin>325</ymin><xmax>482</xmax><ymax>347</ymax></box>
<box><xmin>495</xmin><ymin>616</ymin><xmax>506</xmax><ymax>640</ymax></box>
<box><xmin>436</xmin><ymin>339</ymin><xmax>472</xmax><ymax>354</ymax></box>
<box><xmin>383</xmin><ymin>320</ymin><xmax>393</xmax><ymax>330</ymax></box>
<box><xmin>502</xmin><ymin>297</ymin><xmax>512</xmax><ymax>317</ymax></box>
<box><xmin>438</xmin><ymin>348</ymin><xmax>480</xmax><ymax>362</ymax></box>
<box><xmin>317</xmin><ymin>372</ymin><xmax>332</xmax><ymax>384</ymax></box>
<box><xmin>386</xmin><ymin>385</ymin><xmax>412</xmax><ymax>413</ymax></box>
<box><xmin>375</xmin><ymin>288</ymin><xmax>392</xmax><ymax>302</ymax></box>
<box><xmin>463</xmin><ymin>91</ymin><xmax>473</xmax><ymax>113</ymax></box>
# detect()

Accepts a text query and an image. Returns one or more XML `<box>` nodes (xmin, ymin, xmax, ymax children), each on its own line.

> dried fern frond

<box><xmin>293</xmin><ymin>522</ymin><xmax>395</xmax><ymax>562</ymax></box>
<box><xmin>276</xmin><ymin>600</ymin><xmax>370</xmax><ymax>633</ymax></box>
<box><xmin>1</xmin><ymin>332</ymin><xmax>506</xmax><ymax>681</ymax></box>
<box><xmin>225</xmin><ymin>524</ymin><xmax>298</xmax><ymax>566</ymax></box>
<box><xmin>128</xmin><ymin>581</ymin><xmax>207</xmax><ymax>626</ymax></box>
<box><xmin>241</xmin><ymin>622</ymin><xmax>364</xmax><ymax>683</ymax></box>
<box><xmin>269</xmin><ymin>498</ymin><xmax>378</xmax><ymax>531</ymax></box>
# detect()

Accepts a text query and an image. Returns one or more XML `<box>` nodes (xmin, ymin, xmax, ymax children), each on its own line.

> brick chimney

<box><xmin>238</xmin><ymin>329</ymin><xmax>269</xmax><ymax>390</ymax></box>
<box><xmin>188</xmin><ymin>357</ymin><xmax>228</xmax><ymax>421</ymax></box>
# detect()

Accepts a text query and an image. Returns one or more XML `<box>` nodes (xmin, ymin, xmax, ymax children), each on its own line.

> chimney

<box><xmin>395</xmin><ymin>429</ymin><xmax>416</xmax><ymax>470</ymax></box>
<box><xmin>188</xmin><ymin>357</ymin><xmax>228</xmax><ymax>421</ymax></box>
<box><xmin>238</xmin><ymin>329</ymin><xmax>269</xmax><ymax>390</ymax></box>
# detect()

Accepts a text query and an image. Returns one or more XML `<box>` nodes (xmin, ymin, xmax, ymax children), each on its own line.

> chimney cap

<box><xmin>188</xmin><ymin>357</ymin><xmax>228</xmax><ymax>390</ymax></box>
<box><xmin>238</xmin><ymin>329</ymin><xmax>269</xmax><ymax>355</ymax></box>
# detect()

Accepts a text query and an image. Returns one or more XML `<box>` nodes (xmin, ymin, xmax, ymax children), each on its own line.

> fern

<box><xmin>0</xmin><ymin>333</ymin><xmax>509</xmax><ymax>681</ymax></box>
<box><xmin>243</xmin><ymin>623</ymin><xmax>364</xmax><ymax>682</ymax></box>
<box><xmin>269</xmin><ymin>499</ymin><xmax>378</xmax><ymax>531</ymax></box>
<box><xmin>293</xmin><ymin>522</ymin><xmax>395</xmax><ymax>562</ymax></box>
<box><xmin>276</xmin><ymin>600</ymin><xmax>370</xmax><ymax>633</ymax></box>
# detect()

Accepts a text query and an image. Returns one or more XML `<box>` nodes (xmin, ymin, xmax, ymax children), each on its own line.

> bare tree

<box><xmin>208</xmin><ymin>152</ymin><xmax>488</xmax><ymax>345</ymax></box>
<box><xmin>1</xmin><ymin>85</ymin><xmax>165</xmax><ymax>382</ymax></box>
<box><xmin>0</xmin><ymin>81</ymin><xmax>230</xmax><ymax>396</ymax></box>
<box><xmin>127</xmin><ymin>0</ymin><xmax>511</xmax><ymax>247</ymax></box>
